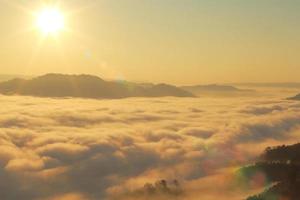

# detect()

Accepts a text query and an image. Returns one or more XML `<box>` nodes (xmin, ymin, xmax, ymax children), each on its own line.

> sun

<box><xmin>36</xmin><ymin>7</ymin><xmax>65</xmax><ymax>35</ymax></box>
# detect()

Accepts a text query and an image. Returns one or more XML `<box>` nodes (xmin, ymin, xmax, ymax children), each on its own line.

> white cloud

<box><xmin>0</xmin><ymin>95</ymin><xmax>299</xmax><ymax>199</ymax></box>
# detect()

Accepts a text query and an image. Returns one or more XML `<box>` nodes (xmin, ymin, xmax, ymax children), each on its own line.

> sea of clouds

<box><xmin>0</xmin><ymin>92</ymin><xmax>300</xmax><ymax>200</ymax></box>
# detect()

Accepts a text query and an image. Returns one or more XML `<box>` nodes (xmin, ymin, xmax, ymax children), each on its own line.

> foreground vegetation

<box><xmin>240</xmin><ymin>143</ymin><xmax>300</xmax><ymax>200</ymax></box>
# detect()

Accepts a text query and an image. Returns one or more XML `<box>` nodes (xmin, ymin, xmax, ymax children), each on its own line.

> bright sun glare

<box><xmin>36</xmin><ymin>8</ymin><xmax>64</xmax><ymax>35</ymax></box>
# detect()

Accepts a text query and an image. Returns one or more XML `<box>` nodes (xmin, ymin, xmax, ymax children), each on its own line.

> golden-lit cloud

<box><xmin>0</xmin><ymin>95</ymin><xmax>300</xmax><ymax>199</ymax></box>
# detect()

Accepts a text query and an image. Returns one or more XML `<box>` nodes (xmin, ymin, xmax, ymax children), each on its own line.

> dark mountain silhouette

<box><xmin>0</xmin><ymin>73</ymin><xmax>194</xmax><ymax>99</ymax></box>
<box><xmin>288</xmin><ymin>93</ymin><xmax>300</xmax><ymax>100</ymax></box>
<box><xmin>240</xmin><ymin>143</ymin><xmax>300</xmax><ymax>200</ymax></box>
<box><xmin>181</xmin><ymin>84</ymin><xmax>253</xmax><ymax>96</ymax></box>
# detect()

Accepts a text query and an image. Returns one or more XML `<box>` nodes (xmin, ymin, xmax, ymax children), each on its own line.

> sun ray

<box><xmin>35</xmin><ymin>7</ymin><xmax>65</xmax><ymax>36</ymax></box>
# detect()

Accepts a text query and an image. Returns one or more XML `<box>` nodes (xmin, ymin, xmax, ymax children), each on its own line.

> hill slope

<box><xmin>288</xmin><ymin>93</ymin><xmax>300</xmax><ymax>100</ymax></box>
<box><xmin>181</xmin><ymin>84</ymin><xmax>253</xmax><ymax>96</ymax></box>
<box><xmin>240</xmin><ymin>143</ymin><xmax>300</xmax><ymax>200</ymax></box>
<box><xmin>0</xmin><ymin>74</ymin><xmax>194</xmax><ymax>99</ymax></box>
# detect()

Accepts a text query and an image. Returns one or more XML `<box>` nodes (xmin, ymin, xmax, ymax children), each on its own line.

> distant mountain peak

<box><xmin>288</xmin><ymin>93</ymin><xmax>300</xmax><ymax>100</ymax></box>
<box><xmin>35</xmin><ymin>73</ymin><xmax>105</xmax><ymax>81</ymax></box>
<box><xmin>0</xmin><ymin>73</ymin><xmax>194</xmax><ymax>99</ymax></box>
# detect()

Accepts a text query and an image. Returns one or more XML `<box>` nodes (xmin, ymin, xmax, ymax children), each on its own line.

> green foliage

<box><xmin>244</xmin><ymin>143</ymin><xmax>300</xmax><ymax>200</ymax></box>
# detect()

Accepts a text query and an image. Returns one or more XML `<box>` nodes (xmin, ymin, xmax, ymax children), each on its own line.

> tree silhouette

<box><xmin>243</xmin><ymin>143</ymin><xmax>300</xmax><ymax>200</ymax></box>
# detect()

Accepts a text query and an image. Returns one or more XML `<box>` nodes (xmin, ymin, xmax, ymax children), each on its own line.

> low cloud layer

<box><xmin>0</xmin><ymin>94</ymin><xmax>300</xmax><ymax>199</ymax></box>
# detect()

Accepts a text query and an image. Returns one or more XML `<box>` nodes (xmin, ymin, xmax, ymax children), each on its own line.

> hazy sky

<box><xmin>0</xmin><ymin>0</ymin><xmax>299</xmax><ymax>84</ymax></box>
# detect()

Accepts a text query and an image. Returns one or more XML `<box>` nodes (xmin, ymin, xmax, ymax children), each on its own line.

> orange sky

<box><xmin>0</xmin><ymin>0</ymin><xmax>299</xmax><ymax>84</ymax></box>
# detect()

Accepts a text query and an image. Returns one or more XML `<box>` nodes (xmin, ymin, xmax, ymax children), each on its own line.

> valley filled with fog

<box><xmin>0</xmin><ymin>88</ymin><xmax>300</xmax><ymax>200</ymax></box>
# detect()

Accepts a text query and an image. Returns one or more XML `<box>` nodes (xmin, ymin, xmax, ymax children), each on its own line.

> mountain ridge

<box><xmin>0</xmin><ymin>73</ymin><xmax>194</xmax><ymax>99</ymax></box>
<box><xmin>288</xmin><ymin>93</ymin><xmax>300</xmax><ymax>100</ymax></box>
<box><xmin>180</xmin><ymin>84</ymin><xmax>253</xmax><ymax>96</ymax></box>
